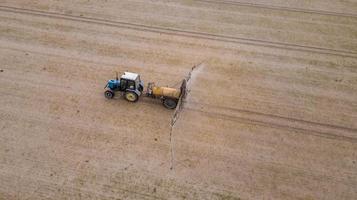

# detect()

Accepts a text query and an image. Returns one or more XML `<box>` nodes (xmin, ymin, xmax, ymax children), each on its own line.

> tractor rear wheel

<box><xmin>163</xmin><ymin>98</ymin><xmax>177</xmax><ymax>109</ymax></box>
<box><xmin>125</xmin><ymin>91</ymin><xmax>139</xmax><ymax>102</ymax></box>
<box><xmin>104</xmin><ymin>90</ymin><xmax>114</xmax><ymax>99</ymax></box>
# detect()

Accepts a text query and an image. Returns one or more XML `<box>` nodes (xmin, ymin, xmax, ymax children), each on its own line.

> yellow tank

<box><xmin>152</xmin><ymin>86</ymin><xmax>181</xmax><ymax>99</ymax></box>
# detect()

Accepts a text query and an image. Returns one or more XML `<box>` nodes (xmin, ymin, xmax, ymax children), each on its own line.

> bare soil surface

<box><xmin>0</xmin><ymin>0</ymin><xmax>357</xmax><ymax>199</ymax></box>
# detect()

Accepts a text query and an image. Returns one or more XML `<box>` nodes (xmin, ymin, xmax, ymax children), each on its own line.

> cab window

<box><xmin>127</xmin><ymin>80</ymin><xmax>135</xmax><ymax>89</ymax></box>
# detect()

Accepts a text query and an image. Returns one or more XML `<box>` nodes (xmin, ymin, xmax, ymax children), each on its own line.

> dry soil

<box><xmin>0</xmin><ymin>0</ymin><xmax>357</xmax><ymax>199</ymax></box>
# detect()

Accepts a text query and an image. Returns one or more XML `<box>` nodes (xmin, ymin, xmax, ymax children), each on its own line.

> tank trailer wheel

<box><xmin>163</xmin><ymin>98</ymin><xmax>177</xmax><ymax>109</ymax></box>
<box><xmin>125</xmin><ymin>91</ymin><xmax>139</xmax><ymax>102</ymax></box>
<box><xmin>104</xmin><ymin>90</ymin><xmax>115</xmax><ymax>99</ymax></box>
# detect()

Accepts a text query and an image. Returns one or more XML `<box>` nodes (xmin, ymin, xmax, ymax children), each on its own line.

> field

<box><xmin>0</xmin><ymin>0</ymin><xmax>357</xmax><ymax>199</ymax></box>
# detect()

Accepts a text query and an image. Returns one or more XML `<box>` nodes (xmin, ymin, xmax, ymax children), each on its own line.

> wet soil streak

<box><xmin>169</xmin><ymin>80</ymin><xmax>185</xmax><ymax>170</ymax></box>
<box><xmin>169</xmin><ymin>118</ymin><xmax>177</xmax><ymax>170</ymax></box>
<box><xmin>169</xmin><ymin>95</ymin><xmax>183</xmax><ymax>170</ymax></box>
<box><xmin>169</xmin><ymin>63</ymin><xmax>205</xmax><ymax>170</ymax></box>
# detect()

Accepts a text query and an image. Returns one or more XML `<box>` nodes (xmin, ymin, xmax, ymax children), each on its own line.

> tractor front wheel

<box><xmin>125</xmin><ymin>92</ymin><xmax>139</xmax><ymax>102</ymax></box>
<box><xmin>104</xmin><ymin>90</ymin><xmax>114</xmax><ymax>99</ymax></box>
<box><xmin>163</xmin><ymin>98</ymin><xmax>177</xmax><ymax>109</ymax></box>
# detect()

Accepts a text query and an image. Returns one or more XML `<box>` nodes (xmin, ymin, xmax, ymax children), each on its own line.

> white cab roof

<box><xmin>121</xmin><ymin>72</ymin><xmax>139</xmax><ymax>80</ymax></box>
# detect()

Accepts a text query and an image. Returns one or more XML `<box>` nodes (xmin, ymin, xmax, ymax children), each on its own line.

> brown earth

<box><xmin>0</xmin><ymin>0</ymin><xmax>357</xmax><ymax>199</ymax></box>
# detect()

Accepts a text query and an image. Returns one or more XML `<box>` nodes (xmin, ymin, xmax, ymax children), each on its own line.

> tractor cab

<box><xmin>120</xmin><ymin>72</ymin><xmax>143</xmax><ymax>91</ymax></box>
<box><xmin>104</xmin><ymin>72</ymin><xmax>144</xmax><ymax>102</ymax></box>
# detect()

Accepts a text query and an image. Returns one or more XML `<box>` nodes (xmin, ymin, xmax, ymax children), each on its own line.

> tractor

<box><xmin>104</xmin><ymin>71</ymin><xmax>187</xmax><ymax>109</ymax></box>
<box><xmin>104</xmin><ymin>72</ymin><xmax>144</xmax><ymax>102</ymax></box>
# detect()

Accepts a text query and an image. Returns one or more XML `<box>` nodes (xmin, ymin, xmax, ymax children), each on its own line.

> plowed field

<box><xmin>1</xmin><ymin>0</ymin><xmax>356</xmax><ymax>199</ymax></box>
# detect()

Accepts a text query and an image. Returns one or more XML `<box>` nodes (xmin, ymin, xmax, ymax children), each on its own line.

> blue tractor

<box><xmin>104</xmin><ymin>72</ymin><xmax>144</xmax><ymax>102</ymax></box>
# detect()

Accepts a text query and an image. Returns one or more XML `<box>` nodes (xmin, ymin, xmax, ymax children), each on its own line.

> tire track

<box><xmin>197</xmin><ymin>0</ymin><xmax>357</xmax><ymax>18</ymax></box>
<box><xmin>2</xmin><ymin>45</ymin><xmax>356</xmax><ymax>143</ymax></box>
<box><xmin>2</xmin><ymin>44</ymin><xmax>357</xmax><ymax>142</ymax></box>
<box><xmin>0</xmin><ymin>6</ymin><xmax>356</xmax><ymax>58</ymax></box>
<box><xmin>205</xmin><ymin>102</ymin><xmax>357</xmax><ymax>133</ymax></box>
<box><xmin>184</xmin><ymin>102</ymin><xmax>357</xmax><ymax>143</ymax></box>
